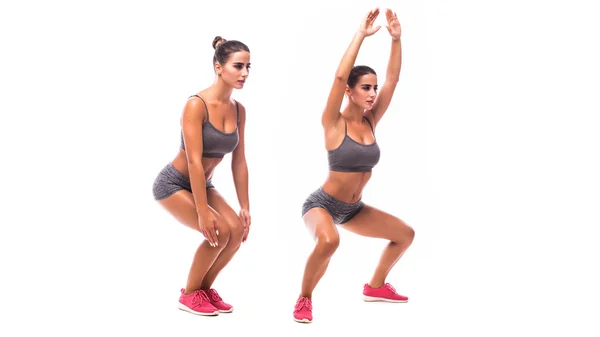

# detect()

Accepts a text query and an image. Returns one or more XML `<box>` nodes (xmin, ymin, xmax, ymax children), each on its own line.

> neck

<box><xmin>342</xmin><ymin>103</ymin><xmax>365</xmax><ymax>123</ymax></box>
<box><xmin>209</xmin><ymin>77</ymin><xmax>234</xmax><ymax>103</ymax></box>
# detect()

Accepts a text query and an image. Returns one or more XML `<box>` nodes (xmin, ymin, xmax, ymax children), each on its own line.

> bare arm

<box><xmin>322</xmin><ymin>8</ymin><xmax>382</xmax><ymax>128</ymax></box>
<box><xmin>369</xmin><ymin>9</ymin><xmax>402</xmax><ymax>126</ymax></box>
<box><xmin>322</xmin><ymin>32</ymin><xmax>367</xmax><ymax>128</ymax></box>
<box><xmin>231</xmin><ymin>102</ymin><xmax>249</xmax><ymax>211</ymax></box>
<box><xmin>181</xmin><ymin>98</ymin><xmax>211</xmax><ymax>215</ymax></box>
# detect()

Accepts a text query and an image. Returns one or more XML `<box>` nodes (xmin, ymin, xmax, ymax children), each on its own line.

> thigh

<box><xmin>206</xmin><ymin>188</ymin><xmax>244</xmax><ymax>236</ymax></box>
<box><xmin>158</xmin><ymin>190</ymin><xmax>228</xmax><ymax>236</ymax></box>
<box><xmin>303</xmin><ymin>207</ymin><xmax>339</xmax><ymax>243</ymax></box>
<box><xmin>340</xmin><ymin>204</ymin><xmax>414</xmax><ymax>242</ymax></box>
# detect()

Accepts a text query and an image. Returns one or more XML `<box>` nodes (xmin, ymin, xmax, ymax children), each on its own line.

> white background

<box><xmin>1</xmin><ymin>0</ymin><xmax>599</xmax><ymax>336</ymax></box>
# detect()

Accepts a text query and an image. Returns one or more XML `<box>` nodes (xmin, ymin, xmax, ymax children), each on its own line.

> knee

<box><xmin>393</xmin><ymin>225</ymin><xmax>415</xmax><ymax>245</ymax></box>
<box><xmin>315</xmin><ymin>234</ymin><xmax>340</xmax><ymax>256</ymax></box>
<box><xmin>226</xmin><ymin>218</ymin><xmax>245</xmax><ymax>247</ymax></box>
<box><xmin>215</xmin><ymin>219</ymin><xmax>232</xmax><ymax>247</ymax></box>
<box><xmin>406</xmin><ymin>226</ymin><xmax>415</xmax><ymax>244</ymax></box>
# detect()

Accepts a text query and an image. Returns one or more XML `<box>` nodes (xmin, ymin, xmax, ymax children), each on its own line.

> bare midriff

<box><xmin>321</xmin><ymin>171</ymin><xmax>372</xmax><ymax>204</ymax></box>
<box><xmin>170</xmin><ymin>148</ymin><xmax>222</xmax><ymax>183</ymax></box>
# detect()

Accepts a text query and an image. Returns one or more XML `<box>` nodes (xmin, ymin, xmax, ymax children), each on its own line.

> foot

<box><xmin>178</xmin><ymin>289</ymin><xmax>220</xmax><ymax>316</ymax></box>
<box><xmin>293</xmin><ymin>296</ymin><xmax>313</xmax><ymax>323</ymax></box>
<box><xmin>363</xmin><ymin>283</ymin><xmax>408</xmax><ymax>303</ymax></box>
<box><xmin>206</xmin><ymin>288</ymin><xmax>233</xmax><ymax>313</ymax></box>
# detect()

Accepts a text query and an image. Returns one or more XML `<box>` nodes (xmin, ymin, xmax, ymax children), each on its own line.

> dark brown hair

<box><xmin>348</xmin><ymin>65</ymin><xmax>377</xmax><ymax>88</ymax></box>
<box><xmin>212</xmin><ymin>36</ymin><xmax>250</xmax><ymax>65</ymax></box>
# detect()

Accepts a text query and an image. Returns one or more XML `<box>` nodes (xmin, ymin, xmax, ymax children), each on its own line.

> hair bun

<box><xmin>212</xmin><ymin>36</ymin><xmax>227</xmax><ymax>49</ymax></box>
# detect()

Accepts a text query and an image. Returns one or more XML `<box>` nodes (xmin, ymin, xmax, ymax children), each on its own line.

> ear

<box><xmin>345</xmin><ymin>85</ymin><xmax>352</xmax><ymax>97</ymax></box>
<box><xmin>214</xmin><ymin>62</ymin><xmax>223</xmax><ymax>75</ymax></box>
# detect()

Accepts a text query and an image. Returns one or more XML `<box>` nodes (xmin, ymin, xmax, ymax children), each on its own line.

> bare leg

<box><xmin>340</xmin><ymin>204</ymin><xmax>415</xmax><ymax>288</ymax></box>
<box><xmin>200</xmin><ymin>188</ymin><xmax>245</xmax><ymax>290</ymax></box>
<box><xmin>300</xmin><ymin>208</ymin><xmax>340</xmax><ymax>299</ymax></box>
<box><xmin>158</xmin><ymin>190</ymin><xmax>231</xmax><ymax>294</ymax></box>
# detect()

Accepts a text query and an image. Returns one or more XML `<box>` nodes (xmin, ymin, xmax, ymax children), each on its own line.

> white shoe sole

<box><xmin>294</xmin><ymin>317</ymin><xmax>312</xmax><ymax>323</ymax></box>
<box><xmin>178</xmin><ymin>303</ymin><xmax>220</xmax><ymax>316</ymax></box>
<box><xmin>363</xmin><ymin>295</ymin><xmax>408</xmax><ymax>303</ymax></box>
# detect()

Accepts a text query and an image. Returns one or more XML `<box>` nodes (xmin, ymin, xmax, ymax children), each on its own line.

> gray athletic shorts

<box><xmin>152</xmin><ymin>162</ymin><xmax>214</xmax><ymax>200</ymax></box>
<box><xmin>301</xmin><ymin>187</ymin><xmax>364</xmax><ymax>224</ymax></box>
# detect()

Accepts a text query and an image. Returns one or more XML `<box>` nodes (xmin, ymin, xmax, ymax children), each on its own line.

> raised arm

<box><xmin>322</xmin><ymin>8</ymin><xmax>382</xmax><ymax>128</ymax></box>
<box><xmin>369</xmin><ymin>9</ymin><xmax>402</xmax><ymax>126</ymax></box>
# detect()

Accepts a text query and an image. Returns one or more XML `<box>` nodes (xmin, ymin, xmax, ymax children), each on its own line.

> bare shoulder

<box><xmin>234</xmin><ymin>100</ymin><xmax>246</xmax><ymax>112</ymax></box>
<box><xmin>324</xmin><ymin>113</ymin><xmax>348</xmax><ymax>150</ymax></box>
<box><xmin>182</xmin><ymin>96</ymin><xmax>208</xmax><ymax>123</ymax></box>
<box><xmin>234</xmin><ymin>100</ymin><xmax>246</xmax><ymax>120</ymax></box>
<box><xmin>364</xmin><ymin>110</ymin><xmax>377</xmax><ymax>128</ymax></box>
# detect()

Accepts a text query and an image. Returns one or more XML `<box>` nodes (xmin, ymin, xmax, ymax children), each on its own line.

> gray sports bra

<box><xmin>328</xmin><ymin>117</ymin><xmax>380</xmax><ymax>172</ymax></box>
<box><xmin>180</xmin><ymin>95</ymin><xmax>239</xmax><ymax>158</ymax></box>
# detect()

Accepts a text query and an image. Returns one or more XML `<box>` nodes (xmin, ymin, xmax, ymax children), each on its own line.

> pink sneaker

<box><xmin>293</xmin><ymin>296</ymin><xmax>313</xmax><ymax>323</ymax></box>
<box><xmin>206</xmin><ymin>289</ymin><xmax>233</xmax><ymax>313</ymax></box>
<box><xmin>363</xmin><ymin>283</ymin><xmax>409</xmax><ymax>303</ymax></box>
<box><xmin>178</xmin><ymin>289</ymin><xmax>220</xmax><ymax>316</ymax></box>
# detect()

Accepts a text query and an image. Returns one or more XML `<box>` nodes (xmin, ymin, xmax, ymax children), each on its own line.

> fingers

<box><xmin>239</xmin><ymin>214</ymin><xmax>248</xmax><ymax>229</ymax></box>
<box><xmin>242</xmin><ymin>227</ymin><xmax>249</xmax><ymax>243</ymax></box>
<box><xmin>238</xmin><ymin>210</ymin><xmax>251</xmax><ymax>243</ymax></box>
<box><xmin>369</xmin><ymin>8</ymin><xmax>380</xmax><ymax>22</ymax></box>
<box><xmin>385</xmin><ymin>8</ymin><xmax>399</xmax><ymax>24</ymax></box>
<box><xmin>242</xmin><ymin>211</ymin><xmax>251</xmax><ymax>227</ymax></box>
<box><xmin>200</xmin><ymin>228</ymin><xmax>209</xmax><ymax>243</ymax></box>
<box><xmin>201</xmin><ymin>229</ymin><xmax>215</xmax><ymax>247</ymax></box>
<box><xmin>201</xmin><ymin>222</ymin><xmax>219</xmax><ymax>247</ymax></box>
<box><xmin>365</xmin><ymin>7</ymin><xmax>379</xmax><ymax>22</ymax></box>
<box><xmin>208</xmin><ymin>221</ymin><xmax>219</xmax><ymax>247</ymax></box>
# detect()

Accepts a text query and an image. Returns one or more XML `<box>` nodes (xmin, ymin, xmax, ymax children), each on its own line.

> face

<box><xmin>215</xmin><ymin>51</ymin><xmax>251</xmax><ymax>89</ymax></box>
<box><xmin>346</xmin><ymin>74</ymin><xmax>378</xmax><ymax>110</ymax></box>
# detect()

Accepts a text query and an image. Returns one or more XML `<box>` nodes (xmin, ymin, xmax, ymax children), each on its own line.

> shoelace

<box><xmin>384</xmin><ymin>283</ymin><xmax>398</xmax><ymax>294</ymax></box>
<box><xmin>294</xmin><ymin>297</ymin><xmax>312</xmax><ymax>312</ymax></box>
<box><xmin>208</xmin><ymin>289</ymin><xmax>223</xmax><ymax>302</ymax></box>
<box><xmin>190</xmin><ymin>290</ymin><xmax>210</xmax><ymax>304</ymax></box>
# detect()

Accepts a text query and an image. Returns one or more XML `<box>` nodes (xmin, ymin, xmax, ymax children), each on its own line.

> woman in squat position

<box><xmin>294</xmin><ymin>8</ymin><xmax>414</xmax><ymax>323</ymax></box>
<box><xmin>152</xmin><ymin>36</ymin><xmax>251</xmax><ymax>316</ymax></box>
